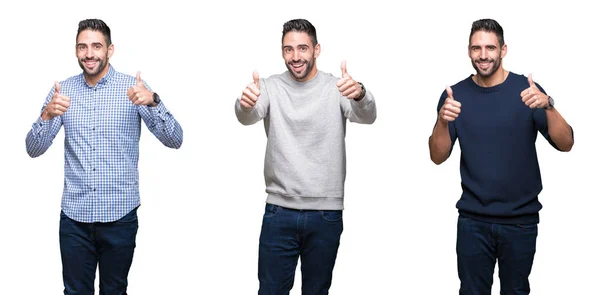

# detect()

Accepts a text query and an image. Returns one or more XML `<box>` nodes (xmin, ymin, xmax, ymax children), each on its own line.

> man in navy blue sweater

<box><xmin>429</xmin><ymin>19</ymin><xmax>574</xmax><ymax>295</ymax></box>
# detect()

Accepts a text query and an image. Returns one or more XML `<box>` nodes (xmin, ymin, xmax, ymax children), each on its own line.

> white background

<box><xmin>1</xmin><ymin>0</ymin><xmax>597</xmax><ymax>294</ymax></box>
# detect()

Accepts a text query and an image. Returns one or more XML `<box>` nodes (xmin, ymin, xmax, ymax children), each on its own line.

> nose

<box><xmin>293</xmin><ymin>50</ymin><xmax>300</xmax><ymax>61</ymax></box>
<box><xmin>85</xmin><ymin>48</ymin><xmax>93</xmax><ymax>59</ymax></box>
<box><xmin>480</xmin><ymin>49</ymin><xmax>488</xmax><ymax>60</ymax></box>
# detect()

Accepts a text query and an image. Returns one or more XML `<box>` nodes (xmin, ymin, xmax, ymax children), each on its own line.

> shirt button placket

<box><xmin>91</xmin><ymin>86</ymin><xmax>98</xmax><ymax>204</ymax></box>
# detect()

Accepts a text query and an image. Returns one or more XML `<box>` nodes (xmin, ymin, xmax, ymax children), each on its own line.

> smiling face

<box><xmin>282</xmin><ymin>31</ymin><xmax>320</xmax><ymax>82</ymax></box>
<box><xmin>468</xmin><ymin>30</ymin><xmax>506</xmax><ymax>78</ymax></box>
<box><xmin>76</xmin><ymin>29</ymin><xmax>113</xmax><ymax>85</ymax></box>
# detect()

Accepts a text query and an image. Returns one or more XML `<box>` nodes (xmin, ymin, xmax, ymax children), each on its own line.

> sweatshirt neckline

<box><xmin>468</xmin><ymin>71</ymin><xmax>514</xmax><ymax>93</ymax></box>
<box><xmin>283</xmin><ymin>70</ymin><xmax>322</xmax><ymax>87</ymax></box>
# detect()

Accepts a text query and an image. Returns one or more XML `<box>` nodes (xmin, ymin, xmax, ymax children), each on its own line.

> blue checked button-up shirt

<box><xmin>26</xmin><ymin>65</ymin><xmax>183</xmax><ymax>222</ymax></box>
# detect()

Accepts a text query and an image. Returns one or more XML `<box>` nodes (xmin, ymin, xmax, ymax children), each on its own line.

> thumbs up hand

<box><xmin>240</xmin><ymin>70</ymin><xmax>261</xmax><ymax>108</ymax></box>
<box><xmin>521</xmin><ymin>73</ymin><xmax>549</xmax><ymax>109</ymax></box>
<box><xmin>41</xmin><ymin>81</ymin><xmax>71</xmax><ymax>121</ymax></box>
<box><xmin>438</xmin><ymin>86</ymin><xmax>461</xmax><ymax>123</ymax></box>
<box><xmin>126</xmin><ymin>71</ymin><xmax>156</xmax><ymax>106</ymax></box>
<box><xmin>336</xmin><ymin>61</ymin><xmax>365</xmax><ymax>100</ymax></box>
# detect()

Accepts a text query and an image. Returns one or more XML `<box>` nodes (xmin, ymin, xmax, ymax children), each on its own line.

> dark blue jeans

<box><xmin>258</xmin><ymin>204</ymin><xmax>343</xmax><ymax>295</ymax></box>
<box><xmin>59</xmin><ymin>207</ymin><xmax>139</xmax><ymax>295</ymax></box>
<box><xmin>457</xmin><ymin>215</ymin><xmax>538</xmax><ymax>295</ymax></box>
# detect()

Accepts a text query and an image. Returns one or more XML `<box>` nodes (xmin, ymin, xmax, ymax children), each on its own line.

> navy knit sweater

<box><xmin>436</xmin><ymin>72</ymin><xmax>566</xmax><ymax>224</ymax></box>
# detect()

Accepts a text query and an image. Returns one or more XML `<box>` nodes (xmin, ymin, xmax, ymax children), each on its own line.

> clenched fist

<box><xmin>126</xmin><ymin>71</ymin><xmax>156</xmax><ymax>106</ymax></box>
<box><xmin>439</xmin><ymin>86</ymin><xmax>461</xmax><ymax>123</ymax></box>
<box><xmin>41</xmin><ymin>81</ymin><xmax>70</xmax><ymax>121</ymax></box>
<box><xmin>240</xmin><ymin>71</ymin><xmax>261</xmax><ymax>108</ymax></box>
<box><xmin>336</xmin><ymin>61</ymin><xmax>365</xmax><ymax>100</ymax></box>
<box><xmin>521</xmin><ymin>74</ymin><xmax>549</xmax><ymax>109</ymax></box>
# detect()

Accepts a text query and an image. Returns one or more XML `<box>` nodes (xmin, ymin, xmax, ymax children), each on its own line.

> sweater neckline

<box><xmin>283</xmin><ymin>70</ymin><xmax>322</xmax><ymax>87</ymax></box>
<box><xmin>468</xmin><ymin>71</ymin><xmax>513</xmax><ymax>93</ymax></box>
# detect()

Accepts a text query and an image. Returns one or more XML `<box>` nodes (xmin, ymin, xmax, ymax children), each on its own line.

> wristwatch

<box><xmin>355</xmin><ymin>82</ymin><xmax>366</xmax><ymax>101</ymax></box>
<box><xmin>544</xmin><ymin>96</ymin><xmax>554</xmax><ymax>110</ymax></box>
<box><xmin>152</xmin><ymin>92</ymin><xmax>161</xmax><ymax>106</ymax></box>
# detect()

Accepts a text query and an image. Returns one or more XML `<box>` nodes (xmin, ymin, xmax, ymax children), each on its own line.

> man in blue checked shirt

<box><xmin>25</xmin><ymin>19</ymin><xmax>183</xmax><ymax>295</ymax></box>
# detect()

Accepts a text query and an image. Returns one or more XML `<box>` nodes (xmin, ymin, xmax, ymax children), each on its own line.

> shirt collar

<box><xmin>81</xmin><ymin>64</ymin><xmax>116</xmax><ymax>88</ymax></box>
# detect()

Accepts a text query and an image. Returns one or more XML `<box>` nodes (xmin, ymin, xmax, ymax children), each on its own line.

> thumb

<box><xmin>136</xmin><ymin>71</ymin><xmax>142</xmax><ymax>84</ymax></box>
<box><xmin>446</xmin><ymin>86</ymin><xmax>453</xmax><ymax>99</ymax></box>
<box><xmin>55</xmin><ymin>81</ymin><xmax>61</xmax><ymax>94</ymax></box>
<box><xmin>253</xmin><ymin>70</ymin><xmax>260</xmax><ymax>88</ymax></box>
<box><xmin>528</xmin><ymin>73</ymin><xmax>535</xmax><ymax>88</ymax></box>
<box><xmin>341</xmin><ymin>60</ymin><xmax>349</xmax><ymax>78</ymax></box>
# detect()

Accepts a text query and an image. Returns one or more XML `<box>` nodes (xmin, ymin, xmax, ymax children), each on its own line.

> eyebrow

<box><xmin>77</xmin><ymin>42</ymin><xmax>104</xmax><ymax>47</ymax></box>
<box><xmin>470</xmin><ymin>44</ymin><xmax>497</xmax><ymax>48</ymax></box>
<box><xmin>282</xmin><ymin>44</ymin><xmax>309</xmax><ymax>49</ymax></box>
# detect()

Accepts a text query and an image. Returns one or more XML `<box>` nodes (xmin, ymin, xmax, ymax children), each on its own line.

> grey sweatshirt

<box><xmin>235</xmin><ymin>70</ymin><xmax>376</xmax><ymax>210</ymax></box>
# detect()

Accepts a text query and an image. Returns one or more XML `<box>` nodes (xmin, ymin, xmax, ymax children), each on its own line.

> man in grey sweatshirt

<box><xmin>235</xmin><ymin>19</ymin><xmax>376</xmax><ymax>295</ymax></box>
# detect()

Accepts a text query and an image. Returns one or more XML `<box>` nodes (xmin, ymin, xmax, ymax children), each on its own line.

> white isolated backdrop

<box><xmin>0</xmin><ymin>0</ymin><xmax>597</xmax><ymax>294</ymax></box>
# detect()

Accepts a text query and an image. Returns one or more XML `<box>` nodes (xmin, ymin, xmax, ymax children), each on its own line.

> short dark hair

<box><xmin>282</xmin><ymin>19</ymin><xmax>318</xmax><ymax>46</ymax></box>
<box><xmin>469</xmin><ymin>18</ymin><xmax>504</xmax><ymax>47</ymax></box>
<box><xmin>77</xmin><ymin>19</ymin><xmax>112</xmax><ymax>46</ymax></box>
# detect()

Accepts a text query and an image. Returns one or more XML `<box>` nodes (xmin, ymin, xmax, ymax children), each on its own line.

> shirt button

<box><xmin>92</xmin><ymin>188</ymin><xmax>96</xmax><ymax>191</ymax></box>
<box><xmin>92</xmin><ymin>168</ymin><xmax>96</xmax><ymax>171</ymax></box>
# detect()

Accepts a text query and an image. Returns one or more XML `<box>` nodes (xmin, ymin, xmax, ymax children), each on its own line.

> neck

<box><xmin>84</xmin><ymin>65</ymin><xmax>109</xmax><ymax>87</ymax></box>
<box><xmin>474</xmin><ymin>67</ymin><xmax>508</xmax><ymax>87</ymax></box>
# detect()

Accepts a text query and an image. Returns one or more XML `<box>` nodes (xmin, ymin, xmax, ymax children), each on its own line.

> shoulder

<box><xmin>507</xmin><ymin>71</ymin><xmax>529</xmax><ymax>86</ymax></box>
<box><xmin>61</xmin><ymin>73</ymin><xmax>84</xmax><ymax>86</ymax></box>
<box><xmin>507</xmin><ymin>71</ymin><xmax>546</xmax><ymax>92</ymax></box>
<box><xmin>453</xmin><ymin>75</ymin><xmax>475</xmax><ymax>90</ymax></box>
<box><xmin>112</xmin><ymin>70</ymin><xmax>136</xmax><ymax>84</ymax></box>
<box><xmin>314</xmin><ymin>71</ymin><xmax>339</xmax><ymax>87</ymax></box>
<box><xmin>436</xmin><ymin>75</ymin><xmax>472</xmax><ymax>99</ymax></box>
<box><xmin>264</xmin><ymin>71</ymin><xmax>287</xmax><ymax>83</ymax></box>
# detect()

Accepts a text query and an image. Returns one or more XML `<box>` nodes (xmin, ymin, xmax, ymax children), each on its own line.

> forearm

<box><xmin>347</xmin><ymin>91</ymin><xmax>376</xmax><ymax>124</ymax></box>
<box><xmin>429</xmin><ymin>120</ymin><xmax>452</xmax><ymax>164</ymax></box>
<box><xmin>546</xmin><ymin>108</ymin><xmax>574</xmax><ymax>151</ymax></box>
<box><xmin>235</xmin><ymin>98</ymin><xmax>263</xmax><ymax>125</ymax></box>
<box><xmin>26</xmin><ymin>117</ymin><xmax>59</xmax><ymax>157</ymax></box>
<box><xmin>142</xmin><ymin>103</ymin><xmax>183</xmax><ymax>149</ymax></box>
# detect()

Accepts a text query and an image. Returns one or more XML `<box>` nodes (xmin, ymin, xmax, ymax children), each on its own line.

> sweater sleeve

<box><xmin>235</xmin><ymin>78</ymin><xmax>270</xmax><ymax>125</ymax></box>
<box><xmin>341</xmin><ymin>89</ymin><xmax>377</xmax><ymax>124</ymax></box>
<box><xmin>25</xmin><ymin>86</ymin><xmax>63</xmax><ymax>158</ymax></box>
<box><xmin>434</xmin><ymin>90</ymin><xmax>458</xmax><ymax>155</ymax></box>
<box><xmin>531</xmin><ymin>83</ymin><xmax>571</xmax><ymax>151</ymax></box>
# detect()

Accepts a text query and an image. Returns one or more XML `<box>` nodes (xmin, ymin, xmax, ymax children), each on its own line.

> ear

<box><xmin>314</xmin><ymin>43</ymin><xmax>321</xmax><ymax>58</ymax></box>
<box><xmin>107</xmin><ymin>43</ymin><xmax>115</xmax><ymax>59</ymax></box>
<box><xmin>500</xmin><ymin>44</ymin><xmax>507</xmax><ymax>59</ymax></box>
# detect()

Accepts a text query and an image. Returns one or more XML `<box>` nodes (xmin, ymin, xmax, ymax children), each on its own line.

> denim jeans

<box><xmin>59</xmin><ymin>207</ymin><xmax>139</xmax><ymax>295</ymax></box>
<box><xmin>457</xmin><ymin>215</ymin><xmax>538</xmax><ymax>295</ymax></box>
<box><xmin>258</xmin><ymin>204</ymin><xmax>343</xmax><ymax>295</ymax></box>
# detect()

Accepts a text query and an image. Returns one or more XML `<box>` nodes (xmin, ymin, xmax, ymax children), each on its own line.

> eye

<box><xmin>78</xmin><ymin>45</ymin><xmax>86</xmax><ymax>51</ymax></box>
<box><xmin>300</xmin><ymin>47</ymin><xmax>308</xmax><ymax>52</ymax></box>
<box><xmin>284</xmin><ymin>47</ymin><xmax>292</xmax><ymax>54</ymax></box>
<box><xmin>94</xmin><ymin>44</ymin><xmax>102</xmax><ymax>50</ymax></box>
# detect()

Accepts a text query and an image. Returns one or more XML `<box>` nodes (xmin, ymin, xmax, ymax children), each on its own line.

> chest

<box><xmin>62</xmin><ymin>86</ymin><xmax>139</xmax><ymax>134</ymax></box>
<box><xmin>455</xmin><ymin>92</ymin><xmax>534</xmax><ymax>138</ymax></box>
